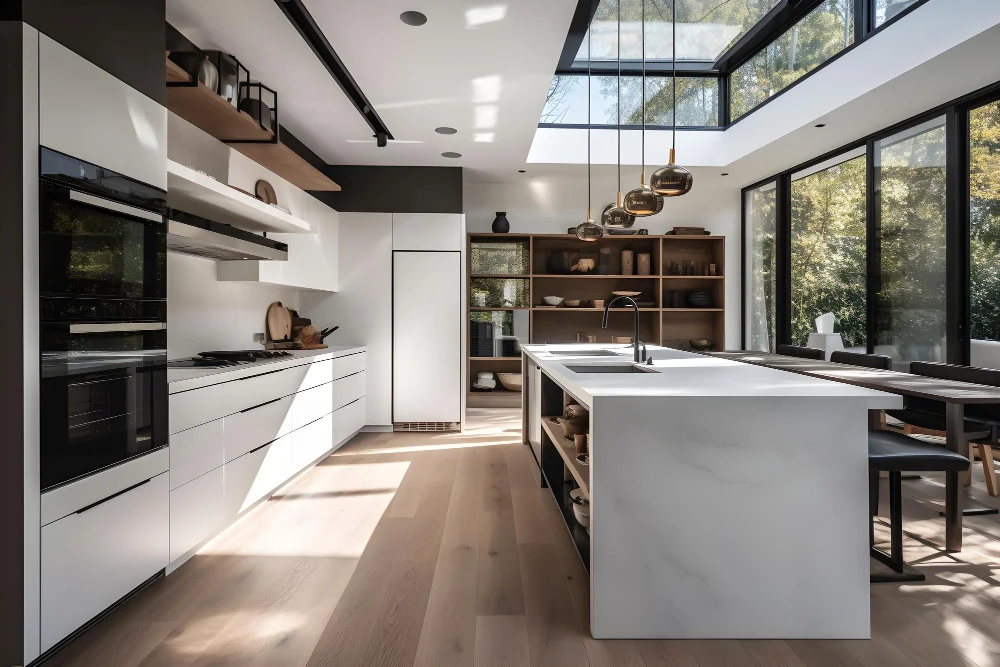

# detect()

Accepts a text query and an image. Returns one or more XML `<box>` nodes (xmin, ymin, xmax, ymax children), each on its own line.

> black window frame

<box><xmin>741</xmin><ymin>78</ymin><xmax>1000</xmax><ymax>364</ymax></box>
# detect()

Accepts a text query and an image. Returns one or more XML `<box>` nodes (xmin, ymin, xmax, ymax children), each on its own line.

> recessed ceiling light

<box><xmin>518</xmin><ymin>170</ymin><xmax>526</xmax><ymax>173</ymax></box>
<box><xmin>474</xmin><ymin>132</ymin><xmax>494</xmax><ymax>143</ymax></box>
<box><xmin>399</xmin><ymin>11</ymin><xmax>427</xmax><ymax>26</ymax></box>
<box><xmin>441</xmin><ymin>151</ymin><xmax>462</xmax><ymax>159</ymax></box>
<box><xmin>815</xmin><ymin>123</ymin><xmax>826</xmax><ymax>128</ymax></box>
<box><xmin>435</xmin><ymin>126</ymin><xmax>457</xmax><ymax>135</ymax></box>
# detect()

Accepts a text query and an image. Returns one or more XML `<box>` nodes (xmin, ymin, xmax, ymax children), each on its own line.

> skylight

<box><xmin>574</xmin><ymin>0</ymin><xmax>783</xmax><ymax>63</ymax></box>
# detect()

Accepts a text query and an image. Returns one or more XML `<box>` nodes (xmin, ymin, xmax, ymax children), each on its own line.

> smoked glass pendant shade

<box><xmin>650</xmin><ymin>149</ymin><xmax>694</xmax><ymax>197</ymax></box>
<box><xmin>601</xmin><ymin>194</ymin><xmax>635</xmax><ymax>229</ymax></box>
<box><xmin>623</xmin><ymin>172</ymin><xmax>663</xmax><ymax>216</ymax></box>
<box><xmin>575</xmin><ymin>215</ymin><xmax>604</xmax><ymax>242</ymax></box>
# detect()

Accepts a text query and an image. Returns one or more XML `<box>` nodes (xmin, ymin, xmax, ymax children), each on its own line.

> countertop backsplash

<box><xmin>167</xmin><ymin>251</ymin><xmax>302</xmax><ymax>359</ymax></box>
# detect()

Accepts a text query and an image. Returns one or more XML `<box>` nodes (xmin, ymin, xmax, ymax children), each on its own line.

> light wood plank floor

<box><xmin>46</xmin><ymin>409</ymin><xmax>1000</xmax><ymax>667</ymax></box>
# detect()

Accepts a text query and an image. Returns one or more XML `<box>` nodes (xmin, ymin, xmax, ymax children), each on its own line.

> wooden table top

<box><xmin>707</xmin><ymin>351</ymin><xmax>1000</xmax><ymax>404</ymax></box>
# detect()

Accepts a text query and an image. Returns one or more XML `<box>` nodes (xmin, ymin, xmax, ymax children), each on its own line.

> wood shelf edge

<box><xmin>540</xmin><ymin>418</ymin><xmax>590</xmax><ymax>500</ymax></box>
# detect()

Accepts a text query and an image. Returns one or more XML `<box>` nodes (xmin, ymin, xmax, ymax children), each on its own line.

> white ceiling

<box><xmin>166</xmin><ymin>0</ymin><xmax>578</xmax><ymax>180</ymax></box>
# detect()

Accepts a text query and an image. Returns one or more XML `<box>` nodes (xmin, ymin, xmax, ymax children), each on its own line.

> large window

<box><xmin>873</xmin><ymin>118</ymin><xmax>947</xmax><ymax>366</ymax></box>
<box><xmin>541</xmin><ymin>74</ymin><xmax>719</xmax><ymax>127</ymax></box>
<box><xmin>874</xmin><ymin>0</ymin><xmax>921</xmax><ymax>27</ymax></box>
<box><xmin>970</xmin><ymin>100</ymin><xmax>1000</xmax><ymax>342</ymax></box>
<box><xmin>790</xmin><ymin>151</ymin><xmax>867</xmax><ymax>349</ymax></box>
<box><xmin>730</xmin><ymin>0</ymin><xmax>855</xmax><ymax>120</ymax></box>
<box><xmin>745</xmin><ymin>182</ymin><xmax>777</xmax><ymax>352</ymax></box>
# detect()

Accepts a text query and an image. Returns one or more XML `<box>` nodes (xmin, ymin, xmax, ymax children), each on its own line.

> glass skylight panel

<box><xmin>575</xmin><ymin>0</ymin><xmax>783</xmax><ymax>63</ymax></box>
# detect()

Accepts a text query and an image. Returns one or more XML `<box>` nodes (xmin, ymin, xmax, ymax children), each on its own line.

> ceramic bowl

<box><xmin>497</xmin><ymin>372</ymin><xmax>522</xmax><ymax>391</ymax></box>
<box><xmin>557</xmin><ymin>416</ymin><xmax>586</xmax><ymax>438</ymax></box>
<box><xmin>542</xmin><ymin>296</ymin><xmax>564</xmax><ymax>306</ymax></box>
<box><xmin>563</xmin><ymin>404</ymin><xmax>588</xmax><ymax>420</ymax></box>
<box><xmin>689</xmin><ymin>339</ymin><xmax>712</xmax><ymax>351</ymax></box>
<box><xmin>564</xmin><ymin>299</ymin><xmax>581</xmax><ymax>308</ymax></box>
<box><xmin>570</xmin><ymin>489</ymin><xmax>590</xmax><ymax>529</ymax></box>
<box><xmin>591</xmin><ymin>299</ymin><xmax>605</xmax><ymax>309</ymax></box>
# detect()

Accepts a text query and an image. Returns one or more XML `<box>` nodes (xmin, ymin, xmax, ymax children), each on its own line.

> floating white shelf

<box><xmin>166</xmin><ymin>160</ymin><xmax>312</xmax><ymax>234</ymax></box>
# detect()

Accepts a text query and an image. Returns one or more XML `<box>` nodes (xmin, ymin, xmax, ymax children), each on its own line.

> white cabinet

<box><xmin>392</xmin><ymin>213</ymin><xmax>464</xmax><ymax>251</ymax></box>
<box><xmin>169</xmin><ymin>467</ymin><xmax>225</xmax><ymax>562</ymax></box>
<box><xmin>38</xmin><ymin>35</ymin><xmax>166</xmax><ymax>189</ymax></box>
<box><xmin>291</xmin><ymin>382</ymin><xmax>334</xmax><ymax>430</ymax></box>
<box><xmin>336</xmin><ymin>398</ymin><xmax>367</xmax><ymax>445</ymax></box>
<box><xmin>393</xmin><ymin>251</ymin><xmax>462</xmax><ymax>423</ymax></box>
<box><xmin>332</xmin><ymin>371</ymin><xmax>366</xmax><ymax>412</ymax></box>
<box><xmin>332</xmin><ymin>352</ymin><xmax>365</xmax><ymax>380</ymax></box>
<box><xmin>223</xmin><ymin>395</ymin><xmax>294</xmax><ymax>463</ymax></box>
<box><xmin>223</xmin><ymin>435</ymin><xmax>292</xmax><ymax>519</ymax></box>
<box><xmin>170</xmin><ymin>418</ymin><xmax>224</xmax><ymax>490</ymax></box>
<box><xmin>293</xmin><ymin>413</ymin><xmax>334</xmax><ymax>470</ymax></box>
<box><xmin>41</xmin><ymin>473</ymin><xmax>169</xmax><ymax>652</ymax></box>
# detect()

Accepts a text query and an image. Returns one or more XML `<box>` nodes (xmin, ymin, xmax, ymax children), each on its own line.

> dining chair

<box><xmin>776</xmin><ymin>344</ymin><xmax>825</xmax><ymax>360</ymax></box>
<box><xmin>887</xmin><ymin>361</ymin><xmax>1000</xmax><ymax>495</ymax></box>
<box><xmin>830</xmin><ymin>351</ymin><xmax>892</xmax><ymax>370</ymax></box>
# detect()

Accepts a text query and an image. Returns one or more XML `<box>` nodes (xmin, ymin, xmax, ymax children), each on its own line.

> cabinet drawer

<box><xmin>292</xmin><ymin>382</ymin><xmax>333</xmax><ymax>430</ymax></box>
<box><xmin>170</xmin><ymin>364</ymin><xmax>309</xmax><ymax>434</ymax></box>
<box><xmin>335</xmin><ymin>397</ymin><xmax>366</xmax><ymax>446</ymax></box>
<box><xmin>170</xmin><ymin>419</ymin><xmax>224</xmax><ymax>490</ymax></box>
<box><xmin>301</xmin><ymin>359</ymin><xmax>333</xmax><ymax>391</ymax></box>
<box><xmin>293</xmin><ymin>413</ymin><xmax>334</xmax><ymax>471</ymax></box>
<box><xmin>223</xmin><ymin>434</ymin><xmax>292</xmax><ymax>519</ymax></box>
<box><xmin>169</xmin><ymin>467</ymin><xmax>225</xmax><ymax>562</ymax></box>
<box><xmin>224</xmin><ymin>395</ymin><xmax>294</xmax><ymax>463</ymax></box>
<box><xmin>332</xmin><ymin>371</ymin><xmax>365</xmax><ymax>412</ymax></box>
<box><xmin>333</xmin><ymin>352</ymin><xmax>365</xmax><ymax>380</ymax></box>
<box><xmin>41</xmin><ymin>472</ymin><xmax>168</xmax><ymax>652</ymax></box>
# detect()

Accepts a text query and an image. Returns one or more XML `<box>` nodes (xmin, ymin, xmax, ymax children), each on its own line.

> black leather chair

<box><xmin>776</xmin><ymin>344</ymin><xmax>825</xmax><ymax>360</ymax></box>
<box><xmin>869</xmin><ymin>430</ymin><xmax>970</xmax><ymax>582</ymax></box>
<box><xmin>830</xmin><ymin>350</ymin><xmax>892</xmax><ymax>370</ymax></box>
<box><xmin>885</xmin><ymin>361</ymin><xmax>1000</xmax><ymax>495</ymax></box>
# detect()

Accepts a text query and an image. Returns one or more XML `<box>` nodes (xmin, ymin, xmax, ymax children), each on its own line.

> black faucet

<box><xmin>602</xmin><ymin>295</ymin><xmax>645</xmax><ymax>363</ymax></box>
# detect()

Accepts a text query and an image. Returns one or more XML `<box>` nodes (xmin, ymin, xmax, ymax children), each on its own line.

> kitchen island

<box><xmin>520</xmin><ymin>344</ymin><xmax>902</xmax><ymax>640</ymax></box>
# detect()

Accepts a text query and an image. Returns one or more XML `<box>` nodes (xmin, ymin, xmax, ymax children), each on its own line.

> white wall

<box><xmin>464</xmin><ymin>165</ymin><xmax>743</xmax><ymax>348</ymax></box>
<box><xmin>167</xmin><ymin>252</ymin><xmax>301</xmax><ymax>359</ymax></box>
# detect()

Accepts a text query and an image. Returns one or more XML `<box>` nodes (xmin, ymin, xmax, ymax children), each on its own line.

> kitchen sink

<box><xmin>565</xmin><ymin>364</ymin><xmax>658</xmax><ymax>374</ymax></box>
<box><xmin>547</xmin><ymin>349</ymin><xmax>624</xmax><ymax>357</ymax></box>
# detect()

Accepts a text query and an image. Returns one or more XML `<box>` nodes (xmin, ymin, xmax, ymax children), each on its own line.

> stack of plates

<box><xmin>687</xmin><ymin>291</ymin><xmax>712</xmax><ymax>308</ymax></box>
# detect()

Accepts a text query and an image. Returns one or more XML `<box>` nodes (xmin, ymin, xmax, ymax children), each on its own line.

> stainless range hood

<box><xmin>166</xmin><ymin>210</ymin><xmax>288</xmax><ymax>261</ymax></box>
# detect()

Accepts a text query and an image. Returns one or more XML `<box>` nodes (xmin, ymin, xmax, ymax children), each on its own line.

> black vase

<box><xmin>492</xmin><ymin>211</ymin><xmax>510</xmax><ymax>233</ymax></box>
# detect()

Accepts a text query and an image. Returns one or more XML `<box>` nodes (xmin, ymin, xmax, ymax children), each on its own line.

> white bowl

<box><xmin>477</xmin><ymin>371</ymin><xmax>494</xmax><ymax>380</ymax></box>
<box><xmin>475</xmin><ymin>378</ymin><xmax>497</xmax><ymax>389</ymax></box>
<box><xmin>542</xmin><ymin>296</ymin><xmax>564</xmax><ymax>306</ymax></box>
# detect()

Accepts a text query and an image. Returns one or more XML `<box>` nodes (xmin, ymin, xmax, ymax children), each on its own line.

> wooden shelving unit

<box><xmin>466</xmin><ymin>233</ymin><xmax>726</xmax><ymax>408</ymax></box>
<box><xmin>164</xmin><ymin>53</ymin><xmax>341</xmax><ymax>192</ymax></box>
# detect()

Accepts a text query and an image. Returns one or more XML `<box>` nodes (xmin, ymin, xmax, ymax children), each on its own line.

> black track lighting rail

<box><xmin>275</xmin><ymin>0</ymin><xmax>394</xmax><ymax>145</ymax></box>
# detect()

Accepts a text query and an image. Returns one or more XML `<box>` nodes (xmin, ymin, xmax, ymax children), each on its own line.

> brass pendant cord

<box><xmin>616</xmin><ymin>0</ymin><xmax>621</xmax><ymax>197</ymax></box>
<box><xmin>641</xmin><ymin>0</ymin><xmax>646</xmax><ymax>183</ymax></box>
<box><xmin>671</xmin><ymin>0</ymin><xmax>676</xmax><ymax>159</ymax></box>
<box><xmin>587</xmin><ymin>19</ymin><xmax>592</xmax><ymax>220</ymax></box>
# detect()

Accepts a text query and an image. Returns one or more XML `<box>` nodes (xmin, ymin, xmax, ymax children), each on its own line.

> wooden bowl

<box><xmin>497</xmin><ymin>372</ymin><xmax>522</xmax><ymax>391</ymax></box>
<box><xmin>564</xmin><ymin>299</ymin><xmax>581</xmax><ymax>308</ymax></box>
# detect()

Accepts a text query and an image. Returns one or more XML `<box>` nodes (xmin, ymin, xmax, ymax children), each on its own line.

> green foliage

<box><xmin>971</xmin><ymin>100</ymin><xmax>1000</xmax><ymax>342</ymax></box>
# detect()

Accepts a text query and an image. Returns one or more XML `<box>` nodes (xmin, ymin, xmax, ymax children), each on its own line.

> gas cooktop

<box><xmin>168</xmin><ymin>350</ymin><xmax>293</xmax><ymax>368</ymax></box>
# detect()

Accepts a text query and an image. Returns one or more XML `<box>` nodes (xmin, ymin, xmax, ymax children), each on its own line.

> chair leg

<box><xmin>871</xmin><ymin>471</ymin><xmax>926</xmax><ymax>583</ymax></box>
<box><xmin>869</xmin><ymin>471</ymin><xmax>879</xmax><ymax>548</ymax></box>
<box><xmin>980</xmin><ymin>444</ymin><xmax>999</xmax><ymax>497</ymax></box>
<box><xmin>964</xmin><ymin>442</ymin><xmax>974</xmax><ymax>487</ymax></box>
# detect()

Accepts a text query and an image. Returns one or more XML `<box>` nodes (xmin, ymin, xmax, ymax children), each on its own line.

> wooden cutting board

<box><xmin>266</xmin><ymin>301</ymin><xmax>292</xmax><ymax>342</ymax></box>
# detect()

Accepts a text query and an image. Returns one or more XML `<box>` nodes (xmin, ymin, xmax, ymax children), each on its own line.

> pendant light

<box><xmin>623</xmin><ymin>0</ymin><xmax>663</xmax><ymax>216</ymax></box>
<box><xmin>650</xmin><ymin>0</ymin><xmax>693</xmax><ymax>197</ymax></box>
<box><xmin>575</xmin><ymin>23</ymin><xmax>603</xmax><ymax>242</ymax></box>
<box><xmin>600</xmin><ymin>0</ymin><xmax>635</xmax><ymax>230</ymax></box>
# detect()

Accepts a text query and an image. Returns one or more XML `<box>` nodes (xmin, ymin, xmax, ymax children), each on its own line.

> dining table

<box><xmin>705</xmin><ymin>350</ymin><xmax>1000</xmax><ymax>552</ymax></box>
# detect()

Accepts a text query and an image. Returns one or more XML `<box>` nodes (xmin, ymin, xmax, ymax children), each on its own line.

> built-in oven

<box><xmin>39</xmin><ymin>148</ymin><xmax>168</xmax><ymax>492</ymax></box>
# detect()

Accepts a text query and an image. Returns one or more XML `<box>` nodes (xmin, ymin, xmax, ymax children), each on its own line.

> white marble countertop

<box><xmin>168</xmin><ymin>346</ymin><xmax>366</xmax><ymax>394</ymax></box>
<box><xmin>521</xmin><ymin>343</ymin><xmax>902</xmax><ymax>410</ymax></box>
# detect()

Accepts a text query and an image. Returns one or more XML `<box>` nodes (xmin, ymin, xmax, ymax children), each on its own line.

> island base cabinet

<box><xmin>169</xmin><ymin>467</ymin><xmax>226</xmax><ymax>562</ymax></box>
<box><xmin>41</xmin><ymin>472</ymin><xmax>169</xmax><ymax>652</ymax></box>
<box><xmin>224</xmin><ymin>435</ymin><xmax>293</xmax><ymax>520</ymax></box>
<box><xmin>336</xmin><ymin>397</ymin><xmax>366</xmax><ymax>444</ymax></box>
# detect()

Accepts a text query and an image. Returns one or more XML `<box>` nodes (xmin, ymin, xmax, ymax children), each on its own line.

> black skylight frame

<box><xmin>546</xmin><ymin>0</ymin><xmax>934</xmax><ymax>129</ymax></box>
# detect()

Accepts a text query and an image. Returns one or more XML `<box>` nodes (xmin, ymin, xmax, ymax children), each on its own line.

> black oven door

<box><xmin>40</xmin><ymin>321</ymin><xmax>168</xmax><ymax>491</ymax></box>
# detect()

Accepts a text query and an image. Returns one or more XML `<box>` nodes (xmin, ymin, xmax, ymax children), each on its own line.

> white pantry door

<box><xmin>393</xmin><ymin>251</ymin><xmax>461</xmax><ymax>422</ymax></box>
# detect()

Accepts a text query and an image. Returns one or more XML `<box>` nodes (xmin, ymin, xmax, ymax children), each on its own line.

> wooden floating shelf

<box><xmin>662</xmin><ymin>308</ymin><xmax>723</xmax><ymax>312</ymax></box>
<box><xmin>532</xmin><ymin>274</ymin><xmax>659</xmax><ymax>279</ymax></box>
<box><xmin>165</xmin><ymin>53</ymin><xmax>340</xmax><ymax>192</ymax></box>
<box><xmin>470</xmin><ymin>273</ymin><xmax>530</xmax><ymax>278</ymax></box>
<box><xmin>540</xmin><ymin>417</ymin><xmax>589</xmax><ymax>500</ymax></box>
<box><xmin>166</xmin><ymin>160</ymin><xmax>312</xmax><ymax>234</ymax></box>
<box><xmin>470</xmin><ymin>307</ymin><xmax>529</xmax><ymax>311</ymax></box>
<box><xmin>469</xmin><ymin>356</ymin><xmax>522</xmax><ymax>362</ymax></box>
<box><xmin>533</xmin><ymin>307</ymin><xmax>660</xmax><ymax>312</ymax></box>
<box><xmin>662</xmin><ymin>275</ymin><xmax>723</xmax><ymax>279</ymax></box>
